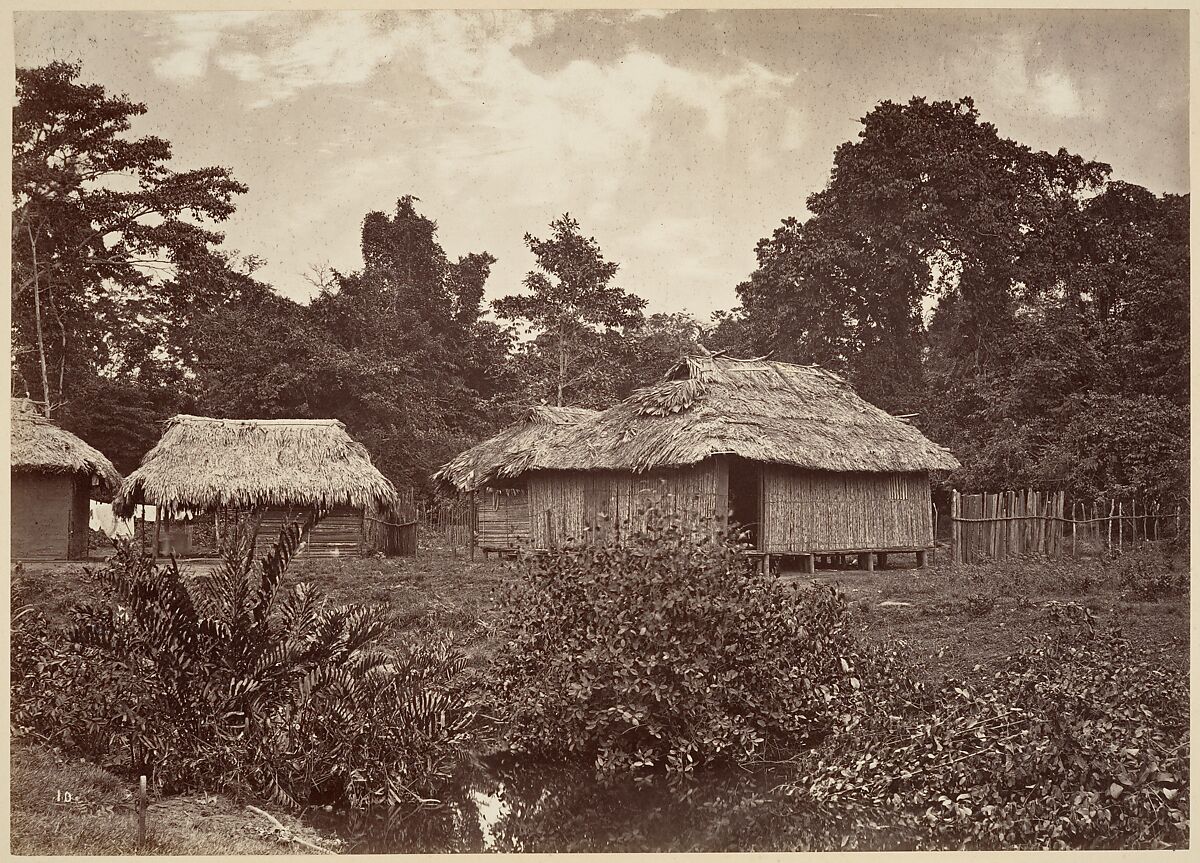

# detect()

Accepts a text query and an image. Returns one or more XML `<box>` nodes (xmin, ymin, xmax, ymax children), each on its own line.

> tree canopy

<box><xmin>723</xmin><ymin>97</ymin><xmax>1187</xmax><ymax>502</ymax></box>
<box><xmin>11</xmin><ymin>66</ymin><xmax>1187</xmax><ymax>504</ymax></box>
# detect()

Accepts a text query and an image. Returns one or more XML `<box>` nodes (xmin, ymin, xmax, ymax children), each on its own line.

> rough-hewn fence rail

<box><xmin>415</xmin><ymin>497</ymin><xmax>476</xmax><ymax>557</ymax></box>
<box><xmin>951</xmin><ymin>489</ymin><xmax>1186</xmax><ymax>565</ymax></box>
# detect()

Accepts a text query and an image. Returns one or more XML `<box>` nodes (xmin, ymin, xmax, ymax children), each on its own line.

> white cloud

<box><xmin>152</xmin><ymin>12</ymin><xmax>269</xmax><ymax>81</ymax></box>
<box><xmin>1031</xmin><ymin>69</ymin><xmax>1083</xmax><ymax>118</ymax></box>
<box><xmin>983</xmin><ymin>33</ymin><xmax>1087</xmax><ymax>120</ymax></box>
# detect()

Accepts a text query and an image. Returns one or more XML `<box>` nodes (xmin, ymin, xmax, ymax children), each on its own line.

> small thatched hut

<box><xmin>11</xmin><ymin>398</ymin><xmax>122</xmax><ymax>560</ymax></box>
<box><xmin>435</xmin><ymin>406</ymin><xmax>598</xmax><ymax>554</ymax></box>
<box><xmin>442</xmin><ymin>353</ymin><xmax>960</xmax><ymax>570</ymax></box>
<box><xmin>114</xmin><ymin>416</ymin><xmax>396</xmax><ymax>558</ymax></box>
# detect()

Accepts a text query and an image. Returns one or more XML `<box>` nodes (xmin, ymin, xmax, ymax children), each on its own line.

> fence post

<box><xmin>951</xmin><ymin>490</ymin><xmax>960</xmax><ymax>566</ymax></box>
<box><xmin>1071</xmin><ymin>501</ymin><xmax>1077</xmax><ymax>557</ymax></box>
<box><xmin>137</xmin><ymin>774</ymin><xmax>147</xmax><ymax>849</ymax></box>
<box><xmin>1056</xmin><ymin>491</ymin><xmax>1064</xmax><ymax>558</ymax></box>
<box><xmin>1118</xmin><ymin>501</ymin><xmax>1123</xmax><ymax>552</ymax></box>
<box><xmin>1107</xmin><ymin>499</ymin><xmax>1114</xmax><ymax>551</ymax></box>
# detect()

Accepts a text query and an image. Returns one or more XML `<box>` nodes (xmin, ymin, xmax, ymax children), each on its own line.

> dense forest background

<box><xmin>12</xmin><ymin>63</ymin><xmax>1189</xmax><ymax>503</ymax></box>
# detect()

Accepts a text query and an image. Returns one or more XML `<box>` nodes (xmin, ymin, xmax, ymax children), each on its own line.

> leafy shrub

<box><xmin>491</xmin><ymin>509</ymin><xmax>862</xmax><ymax>778</ymax></box>
<box><xmin>763</xmin><ymin>607</ymin><xmax>1189</xmax><ymax>849</ymax></box>
<box><xmin>1116</xmin><ymin>544</ymin><xmax>1183</xmax><ymax>601</ymax></box>
<box><xmin>11</xmin><ymin>521</ymin><xmax>480</xmax><ymax>809</ymax></box>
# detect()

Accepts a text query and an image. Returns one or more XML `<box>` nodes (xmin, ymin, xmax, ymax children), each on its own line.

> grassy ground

<box><xmin>785</xmin><ymin>547</ymin><xmax>1190</xmax><ymax>688</ymax></box>
<box><xmin>9</xmin><ymin>743</ymin><xmax>340</xmax><ymax>855</ymax></box>
<box><xmin>14</xmin><ymin>545</ymin><xmax>1188</xmax><ymax>673</ymax></box>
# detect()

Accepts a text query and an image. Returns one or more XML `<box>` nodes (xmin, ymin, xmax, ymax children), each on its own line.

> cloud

<box><xmin>1031</xmin><ymin>70</ymin><xmax>1083</xmax><ymax>118</ymax></box>
<box><xmin>152</xmin><ymin>12</ymin><xmax>269</xmax><ymax>80</ymax></box>
<box><xmin>154</xmin><ymin>11</ymin><xmax>793</xmax><ymax>211</ymax></box>
<box><xmin>982</xmin><ymin>33</ymin><xmax>1087</xmax><ymax>120</ymax></box>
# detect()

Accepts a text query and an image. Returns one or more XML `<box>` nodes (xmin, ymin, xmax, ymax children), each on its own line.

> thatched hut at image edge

<box><xmin>114</xmin><ymin>416</ymin><xmax>396</xmax><ymax>558</ymax></box>
<box><xmin>435</xmin><ymin>405</ymin><xmax>597</xmax><ymax>554</ymax></box>
<box><xmin>11</xmin><ymin>397</ymin><xmax>122</xmax><ymax>560</ymax></box>
<box><xmin>441</xmin><ymin>353</ymin><xmax>960</xmax><ymax>570</ymax></box>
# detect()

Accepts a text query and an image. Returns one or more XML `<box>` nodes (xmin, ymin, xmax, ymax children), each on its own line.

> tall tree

<box><xmin>12</xmin><ymin>61</ymin><xmax>247</xmax><ymax>416</ymax></box>
<box><xmin>493</xmin><ymin>215</ymin><xmax>646</xmax><ymax>406</ymax></box>
<box><xmin>734</xmin><ymin>96</ymin><xmax>1108</xmax><ymax>411</ymax></box>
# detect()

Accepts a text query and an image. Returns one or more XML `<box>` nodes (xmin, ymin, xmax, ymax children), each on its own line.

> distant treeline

<box><xmin>13</xmin><ymin>65</ymin><xmax>1187</xmax><ymax>503</ymax></box>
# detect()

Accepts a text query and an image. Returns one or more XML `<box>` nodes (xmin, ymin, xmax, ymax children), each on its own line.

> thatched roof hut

<box><xmin>438</xmin><ymin>353</ymin><xmax>960</xmax><ymax>565</ymax></box>
<box><xmin>114</xmin><ymin>415</ymin><xmax>396</xmax><ymax>517</ymax></box>
<box><xmin>435</xmin><ymin>405</ymin><xmax>599</xmax><ymax>493</ymax></box>
<box><xmin>11</xmin><ymin>397</ymin><xmax>121</xmax><ymax>491</ymax></box>
<box><xmin>538</xmin><ymin>353</ymin><xmax>960</xmax><ymax>474</ymax></box>
<box><xmin>11</xmin><ymin>397</ymin><xmax>122</xmax><ymax>560</ymax></box>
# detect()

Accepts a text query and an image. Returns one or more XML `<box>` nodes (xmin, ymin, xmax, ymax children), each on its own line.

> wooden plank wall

<box><xmin>475</xmin><ymin>489</ymin><xmax>530</xmax><ymax>551</ymax></box>
<box><xmin>11</xmin><ymin>473</ymin><xmax>74</xmax><ymax>560</ymax></box>
<box><xmin>68</xmin><ymin>474</ymin><xmax>91</xmax><ymax>560</ymax></box>
<box><xmin>528</xmin><ymin>458</ymin><xmax>729</xmax><ymax>548</ymax></box>
<box><xmin>257</xmin><ymin>505</ymin><xmax>364</xmax><ymax>558</ymax></box>
<box><xmin>761</xmin><ymin>468</ymin><xmax>932</xmax><ymax>553</ymax></box>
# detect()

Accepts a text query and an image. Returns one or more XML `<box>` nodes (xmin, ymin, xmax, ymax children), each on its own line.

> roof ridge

<box><xmin>170</xmin><ymin>415</ymin><xmax>345</xmax><ymax>427</ymax></box>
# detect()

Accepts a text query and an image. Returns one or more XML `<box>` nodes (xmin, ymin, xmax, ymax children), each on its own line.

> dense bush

<box><xmin>491</xmin><ymin>509</ymin><xmax>862</xmax><ymax>778</ymax></box>
<box><xmin>716</xmin><ymin>606</ymin><xmax>1189</xmax><ymax>850</ymax></box>
<box><xmin>1116</xmin><ymin>544</ymin><xmax>1185</xmax><ymax>601</ymax></box>
<box><xmin>11</xmin><ymin>522</ymin><xmax>480</xmax><ymax>809</ymax></box>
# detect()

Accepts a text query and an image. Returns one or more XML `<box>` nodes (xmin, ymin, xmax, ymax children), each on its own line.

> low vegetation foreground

<box><xmin>10</xmin><ymin>519</ymin><xmax>1189</xmax><ymax>853</ymax></box>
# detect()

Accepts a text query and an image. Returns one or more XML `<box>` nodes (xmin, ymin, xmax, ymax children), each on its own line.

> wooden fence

<box><xmin>364</xmin><ymin>489</ymin><xmax>418</xmax><ymax>557</ymax></box>
<box><xmin>951</xmin><ymin>489</ymin><xmax>1186</xmax><ymax>565</ymax></box>
<box><xmin>416</xmin><ymin>497</ymin><xmax>477</xmax><ymax>557</ymax></box>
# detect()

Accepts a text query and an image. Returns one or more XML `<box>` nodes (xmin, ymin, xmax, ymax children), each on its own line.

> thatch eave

<box><xmin>10</xmin><ymin>398</ymin><xmax>122</xmax><ymax>493</ymax></box>
<box><xmin>113</xmin><ymin>415</ymin><xmax>396</xmax><ymax>517</ymax></box>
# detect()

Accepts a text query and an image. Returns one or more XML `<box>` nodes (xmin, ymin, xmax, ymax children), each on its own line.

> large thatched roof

<box><xmin>529</xmin><ymin>353</ymin><xmax>961</xmax><ymax>475</ymax></box>
<box><xmin>435</xmin><ymin>405</ymin><xmax>599</xmax><ymax>492</ymax></box>
<box><xmin>114</xmin><ymin>415</ymin><xmax>396</xmax><ymax>516</ymax></box>
<box><xmin>10</xmin><ymin>398</ymin><xmax>121</xmax><ymax>492</ymax></box>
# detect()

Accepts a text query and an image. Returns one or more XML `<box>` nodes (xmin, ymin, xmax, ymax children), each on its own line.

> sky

<box><xmin>14</xmin><ymin>9</ymin><xmax>1190</xmax><ymax>318</ymax></box>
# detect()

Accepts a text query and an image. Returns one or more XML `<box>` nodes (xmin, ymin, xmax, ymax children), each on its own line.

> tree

<box><xmin>12</xmin><ymin>61</ymin><xmax>247</xmax><ymax>416</ymax></box>
<box><xmin>734</xmin><ymin>97</ymin><xmax>1108</xmax><ymax>411</ymax></box>
<box><xmin>494</xmin><ymin>215</ymin><xmax>646</xmax><ymax>406</ymax></box>
<box><xmin>193</xmin><ymin>196</ymin><xmax>516</xmax><ymax>496</ymax></box>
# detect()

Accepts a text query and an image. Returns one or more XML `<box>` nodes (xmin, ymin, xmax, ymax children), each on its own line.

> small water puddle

<box><xmin>306</xmin><ymin>755</ymin><xmax>789</xmax><ymax>853</ymax></box>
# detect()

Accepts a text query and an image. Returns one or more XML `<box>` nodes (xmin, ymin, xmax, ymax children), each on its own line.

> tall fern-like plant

<box><xmin>59</xmin><ymin>516</ymin><xmax>479</xmax><ymax>808</ymax></box>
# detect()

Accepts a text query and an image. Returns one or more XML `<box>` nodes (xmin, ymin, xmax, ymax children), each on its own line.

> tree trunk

<box><xmin>26</xmin><ymin>225</ymin><xmax>52</xmax><ymax>417</ymax></box>
<box><xmin>556</xmin><ymin>333</ymin><xmax>566</xmax><ymax>407</ymax></box>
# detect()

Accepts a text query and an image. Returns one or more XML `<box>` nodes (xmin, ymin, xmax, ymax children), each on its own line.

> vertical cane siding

<box><xmin>528</xmin><ymin>458</ymin><xmax>729</xmax><ymax>548</ymax></box>
<box><xmin>762</xmin><ymin>467</ymin><xmax>932</xmax><ymax>552</ymax></box>
<box><xmin>475</xmin><ymin>489</ymin><xmax>531</xmax><ymax>551</ymax></box>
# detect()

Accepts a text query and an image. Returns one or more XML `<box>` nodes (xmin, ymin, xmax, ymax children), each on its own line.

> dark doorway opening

<box><xmin>727</xmin><ymin>457</ymin><xmax>762</xmax><ymax>550</ymax></box>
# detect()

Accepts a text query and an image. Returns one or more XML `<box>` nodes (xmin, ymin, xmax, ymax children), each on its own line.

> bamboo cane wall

<box><xmin>761</xmin><ymin>468</ymin><xmax>933</xmax><ymax>553</ymax></box>
<box><xmin>11</xmin><ymin>473</ymin><xmax>77</xmax><ymax>560</ymax></box>
<box><xmin>475</xmin><ymin>489</ymin><xmax>530</xmax><ymax>551</ymax></box>
<box><xmin>527</xmin><ymin>459</ymin><xmax>729</xmax><ymax>548</ymax></box>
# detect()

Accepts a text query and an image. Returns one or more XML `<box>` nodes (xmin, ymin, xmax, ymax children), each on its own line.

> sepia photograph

<box><xmin>8</xmin><ymin>6</ymin><xmax>1190</xmax><ymax>854</ymax></box>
